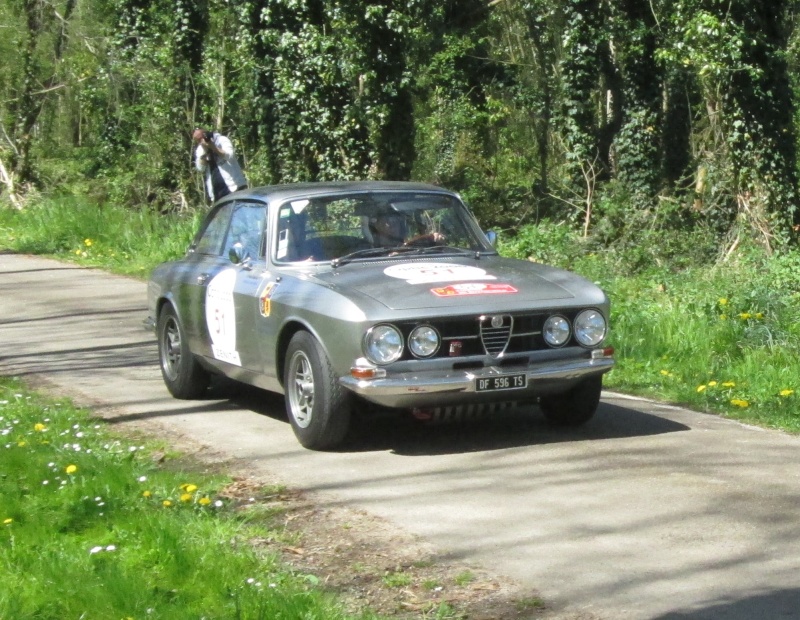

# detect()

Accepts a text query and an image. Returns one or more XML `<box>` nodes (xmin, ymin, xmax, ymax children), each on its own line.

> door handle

<box><xmin>197</xmin><ymin>273</ymin><xmax>210</xmax><ymax>285</ymax></box>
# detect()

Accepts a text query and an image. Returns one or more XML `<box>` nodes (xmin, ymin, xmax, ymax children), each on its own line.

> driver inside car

<box><xmin>368</xmin><ymin>210</ymin><xmax>444</xmax><ymax>248</ymax></box>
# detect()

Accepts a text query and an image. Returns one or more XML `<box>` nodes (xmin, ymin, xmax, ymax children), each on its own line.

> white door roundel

<box><xmin>205</xmin><ymin>269</ymin><xmax>241</xmax><ymax>366</ymax></box>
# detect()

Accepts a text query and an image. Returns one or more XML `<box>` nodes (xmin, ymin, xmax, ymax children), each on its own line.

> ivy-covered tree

<box><xmin>608</xmin><ymin>0</ymin><xmax>663</xmax><ymax>208</ymax></box>
<box><xmin>3</xmin><ymin>0</ymin><xmax>78</xmax><ymax>187</ymax></box>
<box><xmin>663</xmin><ymin>0</ymin><xmax>799</xmax><ymax>248</ymax></box>
<box><xmin>3</xmin><ymin>0</ymin><xmax>800</xmax><ymax>250</ymax></box>
<box><xmin>558</xmin><ymin>0</ymin><xmax>606</xmax><ymax>195</ymax></box>
<box><xmin>724</xmin><ymin>0</ymin><xmax>799</xmax><ymax>242</ymax></box>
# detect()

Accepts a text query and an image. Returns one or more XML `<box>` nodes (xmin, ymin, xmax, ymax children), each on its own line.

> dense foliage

<box><xmin>2</xmin><ymin>0</ymin><xmax>800</xmax><ymax>251</ymax></box>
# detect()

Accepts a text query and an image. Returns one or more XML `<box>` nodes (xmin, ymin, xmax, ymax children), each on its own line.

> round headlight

<box><xmin>574</xmin><ymin>309</ymin><xmax>607</xmax><ymax>347</ymax></box>
<box><xmin>408</xmin><ymin>325</ymin><xmax>440</xmax><ymax>358</ymax></box>
<box><xmin>543</xmin><ymin>315</ymin><xmax>571</xmax><ymax>347</ymax></box>
<box><xmin>364</xmin><ymin>324</ymin><xmax>403</xmax><ymax>364</ymax></box>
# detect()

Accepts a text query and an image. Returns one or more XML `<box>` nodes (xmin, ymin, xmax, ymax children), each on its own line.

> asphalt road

<box><xmin>2</xmin><ymin>252</ymin><xmax>800</xmax><ymax>619</ymax></box>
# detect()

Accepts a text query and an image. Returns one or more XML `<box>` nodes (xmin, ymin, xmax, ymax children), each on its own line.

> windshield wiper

<box><xmin>411</xmin><ymin>245</ymin><xmax>498</xmax><ymax>259</ymax></box>
<box><xmin>414</xmin><ymin>245</ymin><xmax>472</xmax><ymax>255</ymax></box>
<box><xmin>331</xmin><ymin>245</ymin><xmax>418</xmax><ymax>267</ymax></box>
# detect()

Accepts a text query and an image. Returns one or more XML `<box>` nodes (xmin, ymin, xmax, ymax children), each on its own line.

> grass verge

<box><xmin>0</xmin><ymin>376</ymin><xmax>373</xmax><ymax>620</ymax></box>
<box><xmin>499</xmin><ymin>221</ymin><xmax>800</xmax><ymax>433</ymax></box>
<box><xmin>0</xmin><ymin>194</ymin><xmax>201</xmax><ymax>277</ymax></box>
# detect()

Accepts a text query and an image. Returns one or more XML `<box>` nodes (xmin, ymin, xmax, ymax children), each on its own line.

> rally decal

<box><xmin>259</xmin><ymin>282</ymin><xmax>277</xmax><ymax>317</ymax></box>
<box><xmin>205</xmin><ymin>269</ymin><xmax>241</xmax><ymax>366</ymax></box>
<box><xmin>431</xmin><ymin>283</ymin><xmax>518</xmax><ymax>297</ymax></box>
<box><xmin>384</xmin><ymin>262</ymin><xmax>495</xmax><ymax>285</ymax></box>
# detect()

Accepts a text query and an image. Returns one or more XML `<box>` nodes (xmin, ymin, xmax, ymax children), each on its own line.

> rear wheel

<box><xmin>284</xmin><ymin>331</ymin><xmax>351</xmax><ymax>450</ymax></box>
<box><xmin>540</xmin><ymin>376</ymin><xmax>602</xmax><ymax>426</ymax></box>
<box><xmin>157</xmin><ymin>305</ymin><xmax>209</xmax><ymax>399</ymax></box>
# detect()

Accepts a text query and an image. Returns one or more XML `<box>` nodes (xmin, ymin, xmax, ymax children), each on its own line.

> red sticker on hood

<box><xmin>431</xmin><ymin>283</ymin><xmax>518</xmax><ymax>297</ymax></box>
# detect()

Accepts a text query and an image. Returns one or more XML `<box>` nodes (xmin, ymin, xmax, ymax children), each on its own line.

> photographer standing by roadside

<box><xmin>192</xmin><ymin>128</ymin><xmax>247</xmax><ymax>203</ymax></box>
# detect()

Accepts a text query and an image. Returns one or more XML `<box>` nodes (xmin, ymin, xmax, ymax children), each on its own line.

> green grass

<box><xmin>2</xmin><ymin>193</ymin><xmax>800</xmax><ymax>435</ymax></box>
<box><xmin>500</xmin><ymin>222</ymin><xmax>800</xmax><ymax>434</ymax></box>
<box><xmin>0</xmin><ymin>377</ymin><xmax>372</xmax><ymax>620</ymax></box>
<box><xmin>453</xmin><ymin>570</ymin><xmax>475</xmax><ymax>587</ymax></box>
<box><xmin>0</xmin><ymin>194</ymin><xmax>201</xmax><ymax>277</ymax></box>
<box><xmin>382</xmin><ymin>570</ymin><xmax>412</xmax><ymax>588</ymax></box>
<box><xmin>598</xmin><ymin>264</ymin><xmax>800</xmax><ymax>432</ymax></box>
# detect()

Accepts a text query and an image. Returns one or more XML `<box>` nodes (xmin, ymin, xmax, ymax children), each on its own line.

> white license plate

<box><xmin>475</xmin><ymin>373</ymin><xmax>527</xmax><ymax>392</ymax></box>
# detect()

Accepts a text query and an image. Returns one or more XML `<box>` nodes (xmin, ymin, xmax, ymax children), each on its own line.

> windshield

<box><xmin>273</xmin><ymin>191</ymin><xmax>493</xmax><ymax>263</ymax></box>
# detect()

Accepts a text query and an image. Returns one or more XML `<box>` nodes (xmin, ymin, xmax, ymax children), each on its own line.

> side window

<box><xmin>194</xmin><ymin>203</ymin><xmax>235</xmax><ymax>256</ymax></box>
<box><xmin>276</xmin><ymin>202</ymin><xmax>307</xmax><ymax>261</ymax></box>
<box><xmin>222</xmin><ymin>202</ymin><xmax>267</xmax><ymax>260</ymax></box>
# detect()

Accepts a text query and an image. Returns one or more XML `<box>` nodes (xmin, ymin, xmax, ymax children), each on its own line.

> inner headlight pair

<box><xmin>365</xmin><ymin>324</ymin><xmax>439</xmax><ymax>364</ymax></box>
<box><xmin>543</xmin><ymin>309</ymin><xmax>607</xmax><ymax>348</ymax></box>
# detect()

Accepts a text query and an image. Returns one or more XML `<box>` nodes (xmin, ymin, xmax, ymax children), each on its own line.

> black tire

<box><xmin>283</xmin><ymin>331</ymin><xmax>352</xmax><ymax>450</ymax></box>
<box><xmin>540</xmin><ymin>376</ymin><xmax>603</xmax><ymax>427</ymax></box>
<box><xmin>157</xmin><ymin>304</ymin><xmax>210</xmax><ymax>399</ymax></box>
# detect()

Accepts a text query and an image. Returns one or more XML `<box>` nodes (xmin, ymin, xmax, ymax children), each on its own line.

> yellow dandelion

<box><xmin>708</xmin><ymin>381</ymin><xmax>717</xmax><ymax>387</ymax></box>
<box><xmin>75</xmin><ymin>249</ymin><xmax>81</xmax><ymax>255</ymax></box>
<box><xmin>730</xmin><ymin>399</ymin><xmax>750</xmax><ymax>408</ymax></box>
<box><xmin>720</xmin><ymin>314</ymin><xmax>727</xmax><ymax>321</ymax></box>
<box><xmin>660</xmin><ymin>370</ymin><xmax>671</xmax><ymax>376</ymax></box>
<box><xmin>722</xmin><ymin>382</ymin><xmax>736</xmax><ymax>388</ymax></box>
<box><xmin>17</xmin><ymin>441</ymin><xmax>27</xmax><ymax>447</ymax></box>
<box><xmin>3</xmin><ymin>518</ymin><xmax>12</xmax><ymax>525</ymax></box>
<box><xmin>780</xmin><ymin>390</ymin><xmax>794</xmax><ymax>397</ymax></box>
<box><xmin>84</xmin><ymin>238</ymin><xmax>93</xmax><ymax>247</ymax></box>
<box><xmin>34</xmin><ymin>423</ymin><xmax>47</xmax><ymax>432</ymax></box>
<box><xmin>718</xmin><ymin>298</ymin><xmax>728</xmax><ymax>306</ymax></box>
<box><xmin>697</xmin><ymin>385</ymin><xmax>707</xmax><ymax>393</ymax></box>
<box><xmin>199</xmin><ymin>497</ymin><xmax>212</xmax><ymax>506</ymax></box>
<box><xmin>142</xmin><ymin>490</ymin><xmax>152</xmax><ymax>498</ymax></box>
<box><xmin>163</xmin><ymin>500</ymin><xmax>173</xmax><ymax>507</ymax></box>
<box><xmin>180</xmin><ymin>493</ymin><xmax>193</xmax><ymax>503</ymax></box>
<box><xmin>65</xmin><ymin>464</ymin><xmax>77</xmax><ymax>474</ymax></box>
<box><xmin>181</xmin><ymin>483</ymin><xmax>198</xmax><ymax>493</ymax></box>
<box><xmin>755</xmin><ymin>312</ymin><xmax>764</xmax><ymax>319</ymax></box>
<box><xmin>739</xmin><ymin>312</ymin><xmax>752</xmax><ymax>320</ymax></box>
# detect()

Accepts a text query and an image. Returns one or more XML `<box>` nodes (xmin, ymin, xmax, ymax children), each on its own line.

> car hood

<box><xmin>310</xmin><ymin>256</ymin><xmax>604</xmax><ymax>312</ymax></box>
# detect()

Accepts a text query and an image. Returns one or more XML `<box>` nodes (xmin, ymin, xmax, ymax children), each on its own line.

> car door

<box><xmin>177</xmin><ymin>200</ymin><xmax>236</xmax><ymax>358</ymax></box>
<box><xmin>214</xmin><ymin>200</ymin><xmax>269</xmax><ymax>375</ymax></box>
<box><xmin>179</xmin><ymin>200</ymin><xmax>267</xmax><ymax>374</ymax></box>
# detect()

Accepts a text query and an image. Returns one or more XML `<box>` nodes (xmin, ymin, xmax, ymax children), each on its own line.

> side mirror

<box><xmin>228</xmin><ymin>242</ymin><xmax>249</xmax><ymax>265</ymax></box>
<box><xmin>485</xmin><ymin>230</ymin><xmax>497</xmax><ymax>247</ymax></box>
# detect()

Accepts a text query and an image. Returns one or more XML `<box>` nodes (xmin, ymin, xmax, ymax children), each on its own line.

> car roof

<box><xmin>231</xmin><ymin>181</ymin><xmax>457</xmax><ymax>204</ymax></box>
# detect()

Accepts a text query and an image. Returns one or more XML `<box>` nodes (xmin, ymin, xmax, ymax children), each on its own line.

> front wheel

<box><xmin>157</xmin><ymin>304</ymin><xmax>209</xmax><ymax>399</ymax></box>
<box><xmin>284</xmin><ymin>331</ymin><xmax>351</xmax><ymax>450</ymax></box>
<box><xmin>540</xmin><ymin>376</ymin><xmax>602</xmax><ymax>427</ymax></box>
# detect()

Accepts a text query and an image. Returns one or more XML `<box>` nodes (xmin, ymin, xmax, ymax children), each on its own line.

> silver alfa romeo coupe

<box><xmin>146</xmin><ymin>181</ymin><xmax>614</xmax><ymax>449</ymax></box>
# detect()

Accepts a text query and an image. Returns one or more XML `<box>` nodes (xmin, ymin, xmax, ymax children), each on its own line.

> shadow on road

<box><xmin>0</xmin><ymin>265</ymin><xmax>90</xmax><ymax>274</ymax></box>
<box><xmin>654</xmin><ymin>587</ymin><xmax>800</xmax><ymax>620</ymax></box>
<box><xmin>347</xmin><ymin>401</ymin><xmax>689</xmax><ymax>456</ymax></box>
<box><xmin>0</xmin><ymin>341</ymin><xmax>158</xmax><ymax>378</ymax></box>
<box><xmin>219</xmin><ymin>382</ymin><xmax>689</xmax><ymax>456</ymax></box>
<box><xmin>0</xmin><ymin>307</ymin><xmax>144</xmax><ymax>327</ymax></box>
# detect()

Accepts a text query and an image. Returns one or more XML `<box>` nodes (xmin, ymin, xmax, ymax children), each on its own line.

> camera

<box><xmin>203</xmin><ymin>131</ymin><xmax>213</xmax><ymax>141</ymax></box>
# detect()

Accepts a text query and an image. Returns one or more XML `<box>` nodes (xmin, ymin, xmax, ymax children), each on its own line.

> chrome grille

<box><xmin>480</xmin><ymin>315</ymin><xmax>512</xmax><ymax>357</ymax></box>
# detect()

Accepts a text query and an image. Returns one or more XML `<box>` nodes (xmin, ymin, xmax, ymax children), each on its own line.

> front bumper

<box><xmin>339</xmin><ymin>355</ymin><xmax>614</xmax><ymax>409</ymax></box>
